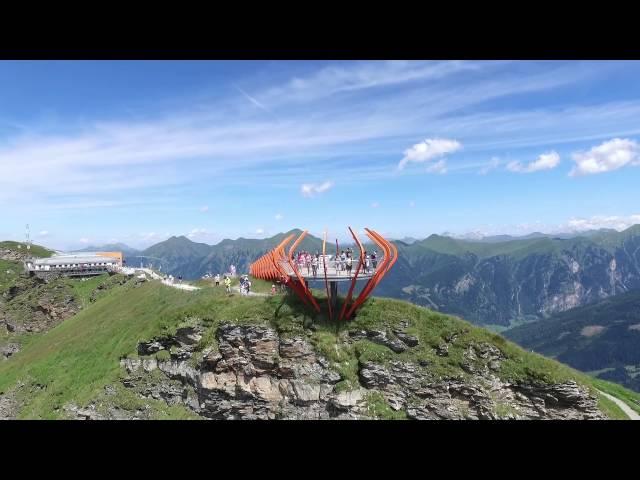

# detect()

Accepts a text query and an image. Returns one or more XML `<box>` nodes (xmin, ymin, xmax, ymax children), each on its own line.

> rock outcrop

<box><xmin>110</xmin><ymin>322</ymin><xmax>606</xmax><ymax>420</ymax></box>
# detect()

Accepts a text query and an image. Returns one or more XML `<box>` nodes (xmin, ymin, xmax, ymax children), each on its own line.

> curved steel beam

<box><xmin>344</xmin><ymin>228</ymin><xmax>393</xmax><ymax>319</ymax></box>
<box><xmin>322</xmin><ymin>230</ymin><xmax>333</xmax><ymax>321</ymax></box>
<box><xmin>338</xmin><ymin>226</ymin><xmax>365</xmax><ymax>321</ymax></box>
<box><xmin>287</xmin><ymin>230</ymin><xmax>320</xmax><ymax>312</ymax></box>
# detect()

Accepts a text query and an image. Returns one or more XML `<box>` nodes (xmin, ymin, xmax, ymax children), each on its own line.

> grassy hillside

<box><xmin>0</xmin><ymin>259</ymin><xmax>21</xmax><ymax>294</ymax></box>
<box><xmin>1</xmin><ymin>276</ymin><xmax>636</xmax><ymax>419</ymax></box>
<box><xmin>505</xmin><ymin>289</ymin><xmax>640</xmax><ymax>392</ymax></box>
<box><xmin>0</xmin><ymin>241</ymin><xmax>53</xmax><ymax>258</ymax></box>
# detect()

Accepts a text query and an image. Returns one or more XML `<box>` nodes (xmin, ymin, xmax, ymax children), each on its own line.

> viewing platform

<box><xmin>250</xmin><ymin>227</ymin><xmax>397</xmax><ymax>321</ymax></box>
<box><xmin>279</xmin><ymin>256</ymin><xmax>378</xmax><ymax>282</ymax></box>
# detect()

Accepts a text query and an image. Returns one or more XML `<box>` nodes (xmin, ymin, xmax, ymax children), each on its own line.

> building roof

<box><xmin>33</xmin><ymin>255</ymin><xmax>119</xmax><ymax>265</ymax></box>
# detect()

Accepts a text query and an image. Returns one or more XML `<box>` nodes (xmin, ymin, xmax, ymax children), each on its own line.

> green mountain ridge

<box><xmin>106</xmin><ymin>225</ymin><xmax>640</xmax><ymax>327</ymax></box>
<box><xmin>1</xmin><ymin>267</ymin><xmax>637</xmax><ymax>420</ymax></box>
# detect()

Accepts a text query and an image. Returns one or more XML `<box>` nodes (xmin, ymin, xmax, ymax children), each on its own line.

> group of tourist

<box><xmin>296</xmin><ymin>250</ymin><xmax>323</xmax><ymax>278</ymax></box>
<box><xmin>333</xmin><ymin>249</ymin><xmax>378</xmax><ymax>276</ymax></box>
<box><xmin>292</xmin><ymin>248</ymin><xmax>379</xmax><ymax>278</ymax></box>
<box><xmin>211</xmin><ymin>273</ymin><xmax>232</xmax><ymax>293</ymax></box>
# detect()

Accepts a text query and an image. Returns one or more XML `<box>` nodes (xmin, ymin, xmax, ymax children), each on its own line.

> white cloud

<box><xmin>506</xmin><ymin>151</ymin><xmax>560</xmax><ymax>173</ymax></box>
<box><xmin>256</xmin><ymin>228</ymin><xmax>264</xmax><ymax>234</ymax></box>
<box><xmin>425</xmin><ymin>159</ymin><xmax>447</xmax><ymax>174</ymax></box>
<box><xmin>275</xmin><ymin>213</ymin><xmax>283</xmax><ymax>221</ymax></box>
<box><xmin>398</xmin><ymin>138</ymin><xmax>461</xmax><ymax>171</ymax></box>
<box><xmin>79</xmin><ymin>237</ymin><xmax>90</xmax><ymax>244</ymax></box>
<box><xmin>371</xmin><ymin>202</ymin><xmax>379</xmax><ymax>208</ymax></box>
<box><xmin>38</xmin><ymin>230</ymin><xmax>49</xmax><ymax>237</ymax></box>
<box><xmin>301</xmin><ymin>180</ymin><xmax>334</xmax><ymax>198</ymax></box>
<box><xmin>478</xmin><ymin>157</ymin><xmax>501</xmax><ymax>175</ymax></box>
<box><xmin>200</xmin><ymin>205</ymin><xmax>209</xmax><ymax>213</ymax></box>
<box><xmin>569</xmin><ymin>138</ymin><xmax>640</xmax><ymax>176</ymax></box>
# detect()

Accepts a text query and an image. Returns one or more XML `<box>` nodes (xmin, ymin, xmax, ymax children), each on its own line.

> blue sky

<box><xmin>1</xmin><ymin>60</ymin><xmax>640</xmax><ymax>250</ymax></box>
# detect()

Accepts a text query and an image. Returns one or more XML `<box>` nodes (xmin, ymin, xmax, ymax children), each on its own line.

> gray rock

<box><xmin>393</xmin><ymin>330</ymin><xmax>419</xmax><ymax>347</ymax></box>
<box><xmin>436</xmin><ymin>343</ymin><xmax>449</xmax><ymax>356</ymax></box>
<box><xmin>365</xmin><ymin>330</ymin><xmax>408</xmax><ymax>353</ymax></box>
<box><xmin>1</xmin><ymin>343</ymin><xmax>20</xmax><ymax>359</ymax></box>
<box><xmin>174</xmin><ymin>326</ymin><xmax>203</xmax><ymax>346</ymax></box>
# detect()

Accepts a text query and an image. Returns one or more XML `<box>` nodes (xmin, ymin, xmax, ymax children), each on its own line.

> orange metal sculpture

<box><xmin>250</xmin><ymin>227</ymin><xmax>397</xmax><ymax>320</ymax></box>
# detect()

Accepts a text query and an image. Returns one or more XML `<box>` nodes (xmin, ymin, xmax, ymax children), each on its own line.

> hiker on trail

<box><xmin>271</xmin><ymin>284</ymin><xmax>276</xmax><ymax>295</ymax></box>
<box><xmin>224</xmin><ymin>276</ymin><xmax>231</xmax><ymax>293</ymax></box>
<box><xmin>246</xmin><ymin>278</ymin><xmax>251</xmax><ymax>294</ymax></box>
<box><xmin>371</xmin><ymin>252</ymin><xmax>377</xmax><ymax>271</ymax></box>
<box><xmin>311</xmin><ymin>254</ymin><xmax>319</xmax><ymax>277</ymax></box>
<box><xmin>215</xmin><ymin>274</ymin><xmax>220</xmax><ymax>286</ymax></box>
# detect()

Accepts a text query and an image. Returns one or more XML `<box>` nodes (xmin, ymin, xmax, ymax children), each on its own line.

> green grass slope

<box><xmin>1</xmin><ymin>279</ymin><xmax>636</xmax><ymax>419</ymax></box>
<box><xmin>0</xmin><ymin>241</ymin><xmax>53</xmax><ymax>258</ymax></box>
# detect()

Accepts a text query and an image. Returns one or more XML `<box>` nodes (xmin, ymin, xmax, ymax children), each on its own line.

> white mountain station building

<box><xmin>25</xmin><ymin>251</ymin><xmax>124</xmax><ymax>277</ymax></box>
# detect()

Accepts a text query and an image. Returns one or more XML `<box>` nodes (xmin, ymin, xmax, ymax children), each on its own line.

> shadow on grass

<box><xmin>273</xmin><ymin>289</ymin><xmax>356</xmax><ymax>336</ymax></box>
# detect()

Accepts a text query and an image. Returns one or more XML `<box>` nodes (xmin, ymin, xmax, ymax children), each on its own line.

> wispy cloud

<box><xmin>426</xmin><ymin>160</ymin><xmax>448</xmax><ymax>174</ymax></box>
<box><xmin>275</xmin><ymin>213</ymin><xmax>283</xmax><ymax>221</ymax></box>
<box><xmin>187</xmin><ymin>228</ymin><xmax>208</xmax><ymax>239</ymax></box>
<box><xmin>235</xmin><ymin>85</ymin><xmax>276</xmax><ymax>120</ymax></box>
<box><xmin>507</xmin><ymin>151</ymin><xmax>560</xmax><ymax>173</ymax></box>
<box><xmin>261</xmin><ymin>61</ymin><xmax>489</xmax><ymax>104</ymax></box>
<box><xmin>478</xmin><ymin>157</ymin><xmax>501</xmax><ymax>175</ymax></box>
<box><xmin>301</xmin><ymin>181</ymin><xmax>334</xmax><ymax>198</ymax></box>
<box><xmin>200</xmin><ymin>205</ymin><xmax>209</xmax><ymax>213</ymax></box>
<box><xmin>565</xmin><ymin>214</ymin><xmax>640</xmax><ymax>231</ymax></box>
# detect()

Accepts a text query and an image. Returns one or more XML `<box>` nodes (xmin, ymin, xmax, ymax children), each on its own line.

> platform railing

<box><xmin>279</xmin><ymin>257</ymin><xmax>382</xmax><ymax>278</ymax></box>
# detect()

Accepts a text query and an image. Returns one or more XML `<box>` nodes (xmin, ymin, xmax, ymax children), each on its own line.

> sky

<box><xmin>1</xmin><ymin>60</ymin><xmax>640</xmax><ymax>250</ymax></box>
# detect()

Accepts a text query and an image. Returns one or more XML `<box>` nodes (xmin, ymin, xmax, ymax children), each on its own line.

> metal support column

<box><xmin>330</xmin><ymin>280</ymin><xmax>338</xmax><ymax>313</ymax></box>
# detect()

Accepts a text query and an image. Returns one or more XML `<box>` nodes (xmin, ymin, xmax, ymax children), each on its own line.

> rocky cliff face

<box><xmin>66</xmin><ymin>321</ymin><xmax>605</xmax><ymax>420</ymax></box>
<box><xmin>0</xmin><ymin>276</ymin><xmax>80</xmax><ymax>339</ymax></box>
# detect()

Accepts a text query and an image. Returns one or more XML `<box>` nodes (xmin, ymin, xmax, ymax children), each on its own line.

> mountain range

<box><xmin>505</xmin><ymin>289</ymin><xmax>640</xmax><ymax>392</ymax></box>
<box><xmin>89</xmin><ymin>226</ymin><xmax>640</xmax><ymax>328</ymax></box>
